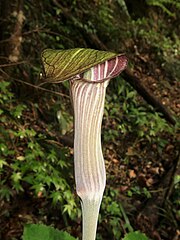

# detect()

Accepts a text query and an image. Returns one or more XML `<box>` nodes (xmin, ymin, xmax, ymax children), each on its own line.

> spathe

<box><xmin>41</xmin><ymin>48</ymin><xmax>128</xmax><ymax>240</ymax></box>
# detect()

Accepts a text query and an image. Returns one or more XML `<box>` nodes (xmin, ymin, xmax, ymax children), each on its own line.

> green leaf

<box><xmin>41</xmin><ymin>48</ymin><xmax>121</xmax><ymax>83</ymax></box>
<box><xmin>0</xmin><ymin>158</ymin><xmax>8</xmax><ymax>168</ymax></box>
<box><xmin>11</xmin><ymin>172</ymin><xmax>22</xmax><ymax>182</ymax></box>
<box><xmin>0</xmin><ymin>186</ymin><xmax>13</xmax><ymax>201</ymax></box>
<box><xmin>0</xmin><ymin>81</ymin><xmax>10</xmax><ymax>92</ymax></box>
<box><xmin>11</xmin><ymin>104</ymin><xmax>26</xmax><ymax>118</ymax></box>
<box><xmin>22</xmin><ymin>223</ymin><xmax>77</xmax><ymax>240</ymax></box>
<box><xmin>50</xmin><ymin>191</ymin><xmax>62</xmax><ymax>204</ymax></box>
<box><xmin>123</xmin><ymin>231</ymin><xmax>149</xmax><ymax>240</ymax></box>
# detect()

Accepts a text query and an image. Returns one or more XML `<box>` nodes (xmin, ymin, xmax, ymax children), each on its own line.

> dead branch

<box><xmin>8</xmin><ymin>0</ymin><xmax>25</xmax><ymax>63</ymax></box>
<box><xmin>123</xmin><ymin>68</ymin><xmax>176</xmax><ymax>125</ymax></box>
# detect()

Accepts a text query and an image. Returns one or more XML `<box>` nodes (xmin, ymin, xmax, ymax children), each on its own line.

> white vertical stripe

<box><xmin>108</xmin><ymin>56</ymin><xmax>119</xmax><ymax>77</ymax></box>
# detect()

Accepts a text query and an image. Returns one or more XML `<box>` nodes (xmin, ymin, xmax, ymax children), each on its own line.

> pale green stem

<box><xmin>71</xmin><ymin>79</ymin><xmax>109</xmax><ymax>240</ymax></box>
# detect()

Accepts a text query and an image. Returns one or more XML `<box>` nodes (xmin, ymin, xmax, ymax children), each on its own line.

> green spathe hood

<box><xmin>41</xmin><ymin>48</ymin><xmax>126</xmax><ymax>83</ymax></box>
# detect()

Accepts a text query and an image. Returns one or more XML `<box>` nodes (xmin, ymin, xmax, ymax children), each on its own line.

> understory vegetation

<box><xmin>0</xmin><ymin>0</ymin><xmax>179</xmax><ymax>239</ymax></box>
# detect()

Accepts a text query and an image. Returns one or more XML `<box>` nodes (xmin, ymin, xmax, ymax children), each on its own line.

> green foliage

<box><xmin>96</xmin><ymin>0</ymin><xmax>115</xmax><ymax>34</ymax></box>
<box><xmin>99</xmin><ymin>188</ymin><xmax>150</xmax><ymax>239</ymax></box>
<box><xmin>146</xmin><ymin>0</ymin><xmax>180</xmax><ymax>17</ymax></box>
<box><xmin>0</xmin><ymin>80</ymin><xmax>77</xmax><ymax>218</ymax></box>
<box><xmin>99</xmin><ymin>188</ymin><xmax>133</xmax><ymax>239</ymax></box>
<box><xmin>123</xmin><ymin>231</ymin><xmax>149</xmax><ymax>240</ymax></box>
<box><xmin>0</xmin><ymin>81</ymin><xmax>13</xmax><ymax>103</ymax></box>
<box><xmin>127</xmin><ymin>186</ymin><xmax>152</xmax><ymax>199</ymax></box>
<box><xmin>101</xmin><ymin>194</ymin><xmax>123</xmax><ymax>239</ymax></box>
<box><xmin>105</xmin><ymin>79</ymin><xmax>174</xmax><ymax>145</ymax></box>
<box><xmin>22</xmin><ymin>224</ymin><xmax>77</xmax><ymax>240</ymax></box>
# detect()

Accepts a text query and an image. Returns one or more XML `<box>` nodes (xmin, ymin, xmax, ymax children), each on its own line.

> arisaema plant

<box><xmin>41</xmin><ymin>48</ymin><xmax>128</xmax><ymax>240</ymax></box>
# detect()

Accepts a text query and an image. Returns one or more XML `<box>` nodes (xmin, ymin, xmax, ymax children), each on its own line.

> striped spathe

<box><xmin>41</xmin><ymin>48</ymin><xmax>128</xmax><ymax>240</ymax></box>
<box><xmin>70</xmin><ymin>54</ymin><xmax>127</xmax><ymax>240</ymax></box>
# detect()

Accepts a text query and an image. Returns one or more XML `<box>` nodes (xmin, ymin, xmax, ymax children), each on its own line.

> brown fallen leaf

<box><xmin>126</xmin><ymin>147</ymin><xmax>135</xmax><ymax>156</ymax></box>
<box><xmin>129</xmin><ymin>169</ymin><xmax>137</xmax><ymax>179</ymax></box>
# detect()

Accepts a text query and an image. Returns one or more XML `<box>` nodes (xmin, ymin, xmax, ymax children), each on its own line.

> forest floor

<box><xmin>1</xmin><ymin>48</ymin><xmax>179</xmax><ymax>240</ymax></box>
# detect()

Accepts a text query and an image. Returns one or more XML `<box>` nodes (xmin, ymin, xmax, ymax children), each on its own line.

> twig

<box><xmin>0</xmin><ymin>61</ymin><xmax>27</xmax><ymax>67</ymax></box>
<box><xmin>12</xmin><ymin>78</ymin><xmax>70</xmax><ymax>98</ymax></box>
<box><xmin>0</xmin><ymin>69</ymin><xmax>69</xmax><ymax>98</ymax></box>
